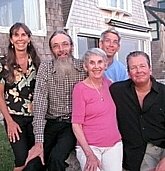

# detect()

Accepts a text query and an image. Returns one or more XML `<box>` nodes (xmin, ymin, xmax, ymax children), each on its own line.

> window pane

<box><xmin>78</xmin><ymin>36</ymin><xmax>99</xmax><ymax>59</ymax></box>
<box><xmin>24</xmin><ymin>0</ymin><xmax>40</xmax><ymax>31</ymax></box>
<box><xmin>151</xmin><ymin>31</ymin><xmax>158</xmax><ymax>40</ymax></box>
<box><xmin>0</xmin><ymin>0</ymin><xmax>42</xmax><ymax>32</ymax></box>
<box><xmin>0</xmin><ymin>0</ymin><xmax>24</xmax><ymax>26</ymax></box>
<box><xmin>118</xmin><ymin>37</ymin><xmax>139</xmax><ymax>65</ymax></box>
<box><xmin>158</xmin><ymin>1</ymin><xmax>165</xmax><ymax>8</ymax></box>
<box><xmin>111</xmin><ymin>0</ymin><xmax>117</xmax><ymax>7</ymax></box>
<box><xmin>150</xmin><ymin>23</ymin><xmax>157</xmax><ymax>30</ymax></box>
<box><xmin>78</xmin><ymin>36</ymin><xmax>88</xmax><ymax>59</ymax></box>
<box><xmin>87</xmin><ymin>37</ymin><xmax>99</xmax><ymax>49</ymax></box>
<box><xmin>119</xmin><ymin>0</ymin><xmax>124</xmax><ymax>9</ymax></box>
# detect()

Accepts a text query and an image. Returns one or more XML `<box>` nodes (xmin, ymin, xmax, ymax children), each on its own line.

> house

<box><xmin>144</xmin><ymin>0</ymin><xmax>165</xmax><ymax>81</ymax></box>
<box><xmin>0</xmin><ymin>0</ymin><xmax>151</xmax><ymax>62</ymax></box>
<box><xmin>0</xmin><ymin>0</ymin><xmax>151</xmax><ymax>170</ymax></box>
<box><xmin>63</xmin><ymin>0</ymin><xmax>151</xmax><ymax>65</ymax></box>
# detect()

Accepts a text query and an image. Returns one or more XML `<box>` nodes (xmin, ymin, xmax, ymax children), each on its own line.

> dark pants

<box><xmin>44</xmin><ymin>119</ymin><xmax>76</xmax><ymax>171</ymax></box>
<box><xmin>23</xmin><ymin>157</ymin><xmax>45</xmax><ymax>171</ymax></box>
<box><xmin>4</xmin><ymin>115</ymin><xmax>35</xmax><ymax>167</ymax></box>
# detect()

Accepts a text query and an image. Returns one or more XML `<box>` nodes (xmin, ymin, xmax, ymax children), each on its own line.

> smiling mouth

<box><xmin>92</xmin><ymin>70</ymin><xmax>102</xmax><ymax>74</ymax></box>
<box><xmin>17</xmin><ymin>43</ymin><xmax>25</xmax><ymax>46</ymax></box>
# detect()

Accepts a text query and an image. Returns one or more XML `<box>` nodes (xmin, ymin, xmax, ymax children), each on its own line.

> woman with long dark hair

<box><xmin>0</xmin><ymin>22</ymin><xmax>40</xmax><ymax>171</ymax></box>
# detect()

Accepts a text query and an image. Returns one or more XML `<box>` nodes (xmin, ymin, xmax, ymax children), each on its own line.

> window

<box><xmin>0</xmin><ymin>0</ymin><xmax>46</xmax><ymax>36</ymax></box>
<box><xmin>98</xmin><ymin>0</ymin><xmax>132</xmax><ymax>14</ymax></box>
<box><xmin>118</xmin><ymin>37</ymin><xmax>145</xmax><ymax>65</ymax></box>
<box><xmin>149</xmin><ymin>21</ymin><xmax>159</xmax><ymax>41</ymax></box>
<box><xmin>158</xmin><ymin>0</ymin><xmax>165</xmax><ymax>8</ymax></box>
<box><xmin>78</xmin><ymin>36</ymin><xmax>99</xmax><ymax>59</ymax></box>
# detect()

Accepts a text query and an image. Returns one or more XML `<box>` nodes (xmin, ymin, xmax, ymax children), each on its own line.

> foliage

<box><xmin>0</xmin><ymin>124</ymin><xmax>14</xmax><ymax>171</ymax></box>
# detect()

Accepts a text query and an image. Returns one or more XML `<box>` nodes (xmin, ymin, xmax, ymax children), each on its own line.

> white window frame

<box><xmin>0</xmin><ymin>0</ymin><xmax>46</xmax><ymax>36</ymax></box>
<box><xmin>97</xmin><ymin>0</ymin><xmax>132</xmax><ymax>16</ymax></box>
<box><xmin>72</xmin><ymin>27</ymin><xmax>101</xmax><ymax>59</ymax></box>
<box><xmin>117</xmin><ymin>27</ymin><xmax>151</xmax><ymax>65</ymax></box>
<box><xmin>72</xmin><ymin>27</ymin><xmax>151</xmax><ymax>64</ymax></box>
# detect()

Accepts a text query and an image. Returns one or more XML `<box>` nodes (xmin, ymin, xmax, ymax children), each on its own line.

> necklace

<box><xmin>89</xmin><ymin>78</ymin><xmax>104</xmax><ymax>101</ymax></box>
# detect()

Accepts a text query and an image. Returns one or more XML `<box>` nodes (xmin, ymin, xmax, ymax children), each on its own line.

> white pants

<box><xmin>76</xmin><ymin>141</ymin><xmax>123</xmax><ymax>171</ymax></box>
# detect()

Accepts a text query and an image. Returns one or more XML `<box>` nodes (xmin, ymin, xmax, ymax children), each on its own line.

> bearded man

<box><xmin>24</xmin><ymin>30</ymin><xmax>87</xmax><ymax>171</ymax></box>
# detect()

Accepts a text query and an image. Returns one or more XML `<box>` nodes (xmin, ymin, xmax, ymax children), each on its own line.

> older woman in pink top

<box><xmin>72</xmin><ymin>48</ymin><xmax>123</xmax><ymax>171</ymax></box>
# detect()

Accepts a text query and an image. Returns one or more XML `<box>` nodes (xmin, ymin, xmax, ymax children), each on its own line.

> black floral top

<box><xmin>0</xmin><ymin>56</ymin><xmax>37</xmax><ymax>116</ymax></box>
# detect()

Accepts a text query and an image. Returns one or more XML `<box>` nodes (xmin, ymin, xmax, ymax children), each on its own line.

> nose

<box><xmin>108</xmin><ymin>41</ymin><xmax>113</xmax><ymax>46</ymax></box>
<box><xmin>57</xmin><ymin>44</ymin><xmax>65</xmax><ymax>52</ymax></box>
<box><xmin>94</xmin><ymin>62</ymin><xmax>99</xmax><ymax>68</ymax></box>
<box><xmin>59</xmin><ymin>44</ymin><xmax>63</xmax><ymax>50</ymax></box>
<box><xmin>18</xmin><ymin>35</ymin><xmax>22</xmax><ymax>40</ymax></box>
<box><xmin>136</xmin><ymin>66</ymin><xmax>142</xmax><ymax>72</ymax></box>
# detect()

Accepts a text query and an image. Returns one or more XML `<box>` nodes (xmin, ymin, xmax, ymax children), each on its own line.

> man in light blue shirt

<box><xmin>99</xmin><ymin>28</ymin><xmax>128</xmax><ymax>82</ymax></box>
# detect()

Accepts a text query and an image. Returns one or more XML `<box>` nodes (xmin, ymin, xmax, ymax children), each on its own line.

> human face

<box><xmin>99</xmin><ymin>32</ymin><xmax>120</xmax><ymax>58</ymax></box>
<box><xmin>128</xmin><ymin>55</ymin><xmax>152</xmax><ymax>86</ymax></box>
<box><xmin>10</xmin><ymin>27</ymin><xmax>30</xmax><ymax>52</ymax></box>
<box><xmin>50</xmin><ymin>34</ymin><xmax>73</xmax><ymax>59</ymax></box>
<box><xmin>84</xmin><ymin>55</ymin><xmax>107</xmax><ymax>80</ymax></box>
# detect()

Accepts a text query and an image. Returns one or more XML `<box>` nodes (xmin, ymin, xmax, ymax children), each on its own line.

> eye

<box><xmin>21</xmin><ymin>33</ymin><xmax>28</xmax><ymax>37</ymax></box>
<box><xmin>52</xmin><ymin>44</ymin><xmax>59</xmax><ymax>49</ymax></box>
<box><xmin>62</xmin><ymin>42</ymin><xmax>70</xmax><ymax>47</ymax></box>
<box><xmin>89</xmin><ymin>61</ymin><xmax>95</xmax><ymax>65</ymax></box>
<box><xmin>129</xmin><ymin>66</ymin><xmax>137</xmax><ymax>71</ymax></box>
<box><xmin>112</xmin><ymin>40</ymin><xmax>119</xmax><ymax>45</ymax></box>
<box><xmin>13</xmin><ymin>33</ymin><xmax>19</xmax><ymax>37</ymax></box>
<box><xmin>140</xmin><ymin>64</ymin><xmax>146</xmax><ymax>68</ymax></box>
<box><xmin>98</xmin><ymin>60</ymin><xmax>104</xmax><ymax>64</ymax></box>
<box><xmin>104</xmin><ymin>39</ymin><xmax>119</xmax><ymax>45</ymax></box>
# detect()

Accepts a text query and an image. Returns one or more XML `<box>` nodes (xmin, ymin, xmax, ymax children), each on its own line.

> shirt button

<box><xmin>142</xmin><ymin>127</ymin><xmax>145</xmax><ymax>130</ymax></box>
<box><xmin>155</xmin><ymin>146</ymin><xmax>159</xmax><ymax>150</ymax></box>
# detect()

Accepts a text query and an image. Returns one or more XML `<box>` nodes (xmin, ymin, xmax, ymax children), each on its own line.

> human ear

<box><xmin>83</xmin><ymin>63</ymin><xmax>88</xmax><ymax>72</ymax></box>
<box><xmin>99</xmin><ymin>41</ymin><xmax>103</xmax><ymax>49</ymax></box>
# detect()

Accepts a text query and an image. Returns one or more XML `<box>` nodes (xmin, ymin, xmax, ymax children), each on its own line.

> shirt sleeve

<box><xmin>33</xmin><ymin>60</ymin><xmax>50</xmax><ymax>143</ymax></box>
<box><xmin>121</xmin><ymin>64</ymin><xmax>129</xmax><ymax>81</ymax></box>
<box><xmin>72</xmin><ymin>83</ymin><xmax>86</xmax><ymax>124</ymax></box>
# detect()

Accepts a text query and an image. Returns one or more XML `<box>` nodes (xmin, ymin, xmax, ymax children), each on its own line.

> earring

<box><xmin>28</xmin><ymin>42</ymin><xmax>30</xmax><ymax>46</ymax></box>
<box><xmin>11</xmin><ymin>44</ymin><xmax>14</xmax><ymax>48</ymax></box>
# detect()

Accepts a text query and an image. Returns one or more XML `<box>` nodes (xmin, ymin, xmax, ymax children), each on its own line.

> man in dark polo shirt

<box><xmin>110</xmin><ymin>51</ymin><xmax>165</xmax><ymax>171</ymax></box>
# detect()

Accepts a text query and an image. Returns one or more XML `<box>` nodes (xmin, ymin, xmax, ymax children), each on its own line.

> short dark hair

<box><xmin>126</xmin><ymin>51</ymin><xmax>151</xmax><ymax>72</ymax></box>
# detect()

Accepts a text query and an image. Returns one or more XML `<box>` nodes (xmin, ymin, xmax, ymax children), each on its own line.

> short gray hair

<box><xmin>100</xmin><ymin>28</ymin><xmax>121</xmax><ymax>42</ymax></box>
<box><xmin>83</xmin><ymin>48</ymin><xmax>107</xmax><ymax>65</ymax></box>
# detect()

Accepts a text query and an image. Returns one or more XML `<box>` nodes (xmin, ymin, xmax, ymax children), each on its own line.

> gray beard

<box><xmin>55</xmin><ymin>57</ymin><xmax>73</xmax><ymax>77</ymax></box>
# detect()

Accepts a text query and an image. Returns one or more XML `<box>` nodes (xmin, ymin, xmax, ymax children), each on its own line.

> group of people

<box><xmin>0</xmin><ymin>22</ymin><xmax>165</xmax><ymax>171</ymax></box>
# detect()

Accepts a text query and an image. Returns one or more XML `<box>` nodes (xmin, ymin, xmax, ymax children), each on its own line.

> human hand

<box><xmin>25</xmin><ymin>142</ymin><xmax>45</xmax><ymax>166</ymax></box>
<box><xmin>7</xmin><ymin>120</ymin><xmax>22</xmax><ymax>143</ymax></box>
<box><xmin>155</xmin><ymin>158</ymin><xmax>165</xmax><ymax>171</ymax></box>
<box><xmin>84</xmin><ymin>153</ymin><xmax>101</xmax><ymax>171</ymax></box>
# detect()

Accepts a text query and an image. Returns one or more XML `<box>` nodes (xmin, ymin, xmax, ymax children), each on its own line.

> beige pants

<box><xmin>140</xmin><ymin>143</ymin><xmax>165</xmax><ymax>171</ymax></box>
